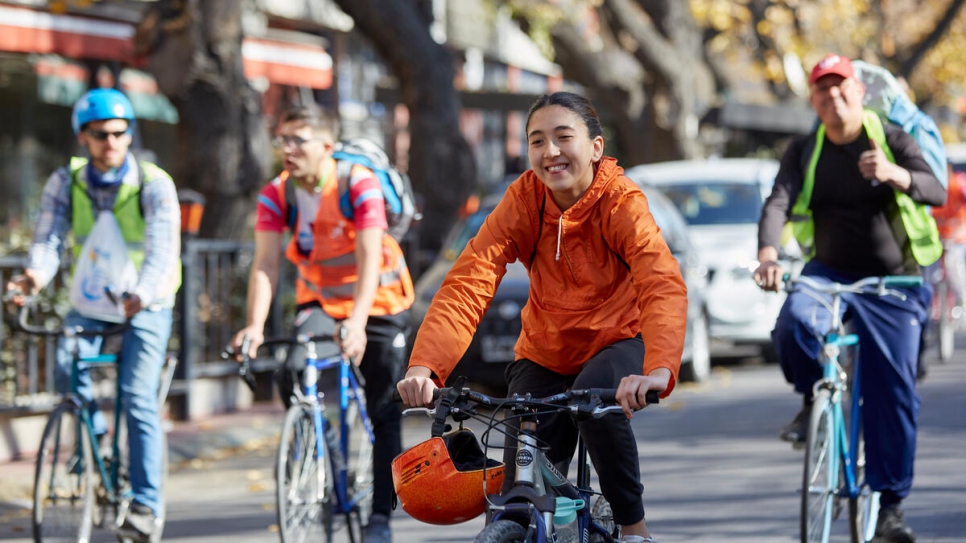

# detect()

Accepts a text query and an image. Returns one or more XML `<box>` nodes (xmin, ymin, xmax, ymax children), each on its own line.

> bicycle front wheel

<box><xmin>801</xmin><ymin>389</ymin><xmax>836</xmax><ymax>543</ymax></box>
<box><xmin>277</xmin><ymin>405</ymin><xmax>333</xmax><ymax>543</ymax></box>
<box><xmin>474</xmin><ymin>519</ymin><xmax>527</xmax><ymax>543</ymax></box>
<box><xmin>848</xmin><ymin>433</ymin><xmax>879</xmax><ymax>543</ymax></box>
<box><xmin>33</xmin><ymin>402</ymin><xmax>95</xmax><ymax>543</ymax></box>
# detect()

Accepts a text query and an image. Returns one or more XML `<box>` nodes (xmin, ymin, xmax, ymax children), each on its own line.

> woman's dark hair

<box><xmin>525</xmin><ymin>92</ymin><xmax>603</xmax><ymax>140</ymax></box>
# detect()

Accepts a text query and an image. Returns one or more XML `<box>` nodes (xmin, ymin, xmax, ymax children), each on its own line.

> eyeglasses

<box><xmin>272</xmin><ymin>135</ymin><xmax>318</xmax><ymax>149</ymax></box>
<box><xmin>86</xmin><ymin>129</ymin><xmax>131</xmax><ymax>141</ymax></box>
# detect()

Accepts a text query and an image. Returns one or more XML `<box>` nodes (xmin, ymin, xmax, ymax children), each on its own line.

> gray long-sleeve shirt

<box><xmin>27</xmin><ymin>154</ymin><xmax>181</xmax><ymax>307</ymax></box>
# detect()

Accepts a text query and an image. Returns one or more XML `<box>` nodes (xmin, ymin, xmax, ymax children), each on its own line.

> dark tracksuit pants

<box><xmin>502</xmin><ymin>336</ymin><xmax>646</xmax><ymax>526</ymax></box>
<box><xmin>278</xmin><ymin>303</ymin><xmax>409</xmax><ymax>519</ymax></box>
<box><xmin>773</xmin><ymin>260</ymin><xmax>924</xmax><ymax>502</ymax></box>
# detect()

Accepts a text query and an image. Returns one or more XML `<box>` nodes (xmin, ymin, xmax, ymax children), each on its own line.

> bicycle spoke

<box><xmin>802</xmin><ymin>391</ymin><xmax>836</xmax><ymax>543</ymax></box>
<box><xmin>277</xmin><ymin>406</ymin><xmax>331</xmax><ymax>543</ymax></box>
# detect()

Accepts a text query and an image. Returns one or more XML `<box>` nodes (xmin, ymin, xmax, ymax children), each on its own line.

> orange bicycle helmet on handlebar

<box><xmin>392</xmin><ymin>428</ymin><xmax>505</xmax><ymax>525</ymax></box>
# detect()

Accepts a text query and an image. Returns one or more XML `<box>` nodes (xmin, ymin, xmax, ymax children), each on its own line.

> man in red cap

<box><xmin>754</xmin><ymin>53</ymin><xmax>946</xmax><ymax>543</ymax></box>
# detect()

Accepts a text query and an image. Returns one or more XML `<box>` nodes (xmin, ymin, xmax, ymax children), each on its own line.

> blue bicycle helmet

<box><xmin>71</xmin><ymin>88</ymin><xmax>136</xmax><ymax>135</ymax></box>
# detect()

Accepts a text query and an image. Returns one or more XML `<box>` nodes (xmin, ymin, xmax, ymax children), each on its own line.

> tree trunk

<box><xmin>135</xmin><ymin>0</ymin><xmax>270</xmax><ymax>239</ymax></box>
<box><xmin>332</xmin><ymin>0</ymin><xmax>476</xmax><ymax>260</ymax></box>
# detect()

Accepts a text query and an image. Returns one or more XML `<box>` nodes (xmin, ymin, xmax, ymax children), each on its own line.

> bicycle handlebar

<box><xmin>395</xmin><ymin>384</ymin><xmax>659</xmax><ymax>437</ymax></box>
<box><xmin>7</xmin><ymin>290</ymin><xmax>130</xmax><ymax>338</ymax></box>
<box><xmin>220</xmin><ymin>333</ymin><xmax>342</xmax><ymax>394</ymax></box>
<box><xmin>784</xmin><ymin>273</ymin><xmax>923</xmax><ymax>300</ymax></box>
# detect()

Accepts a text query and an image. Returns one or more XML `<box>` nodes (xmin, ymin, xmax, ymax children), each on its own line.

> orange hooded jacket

<box><xmin>408</xmin><ymin>157</ymin><xmax>688</xmax><ymax>396</ymax></box>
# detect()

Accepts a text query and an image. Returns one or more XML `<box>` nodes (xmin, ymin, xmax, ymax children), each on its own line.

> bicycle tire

<box><xmin>474</xmin><ymin>519</ymin><xmax>527</xmax><ymax>543</ymax></box>
<box><xmin>847</xmin><ymin>433</ymin><xmax>879</xmax><ymax>543</ymax></box>
<box><xmin>343</xmin><ymin>395</ymin><xmax>374</xmax><ymax>537</ymax></box>
<box><xmin>33</xmin><ymin>402</ymin><xmax>95</xmax><ymax>543</ymax></box>
<box><xmin>937</xmin><ymin>280</ymin><xmax>955</xmax><ymax>363</ymax></box>
<box><xmin>277</xmin><ymin>404</ymin><xmax>333</xmax><ymax>543</ymax></box>
<box><xmin>801</xmin><ymin>389</ymin><xmax>836</xmax><ymax>543</ymax></box>
<box><xmin>589</xmin><ymin>495</ymin><xmax>616</xmax><ymax>543</ymax></box>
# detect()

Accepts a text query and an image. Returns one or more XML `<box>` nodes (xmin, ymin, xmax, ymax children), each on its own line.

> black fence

<box><xmin>0</xmin><ymin>239</ymin><xmax>293</xmax><ymax>419</ymax></box>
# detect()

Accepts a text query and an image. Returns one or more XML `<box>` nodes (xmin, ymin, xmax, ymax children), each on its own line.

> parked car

<box><xmin>408</xmin><ymin>182</ymin><xmax>711</xmax><ymax>397</ymax></box>
<box><xmin>624</xmin><ymin>158</ymin><xmax>797</xmax><ymax>360</ymax></box>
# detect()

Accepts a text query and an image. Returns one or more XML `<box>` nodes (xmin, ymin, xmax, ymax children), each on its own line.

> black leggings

<box><xmin>276</xmin><ymin>304</ymin><xmax>409</xmax><ymax>518</ymax></box>
<box><xmin>502</xmin><ymin>336</ymin><xmax>646</xmax><ymax>526</ymax></box>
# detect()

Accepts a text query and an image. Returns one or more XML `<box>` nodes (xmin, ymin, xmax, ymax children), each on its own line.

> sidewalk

<box><xmin>0</xmin><ymin>402</ymin><xmax>287</xmax><ymax>507</ymax></box>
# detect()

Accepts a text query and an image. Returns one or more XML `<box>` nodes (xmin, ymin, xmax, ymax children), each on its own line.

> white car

<box><xmin>625</xmin><ymin>158</ymin><xmax>797</xmax><ymax>359</ymax></box>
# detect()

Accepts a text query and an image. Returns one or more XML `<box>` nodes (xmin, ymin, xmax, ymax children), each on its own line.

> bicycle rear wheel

<box><xmin>847</xmin><ymin>433</ymin><xmax>879</xmax><ymax>543</ymax></box>
<box><xmin>277</xmin><ymin>404</ymin><xmax>333</xmax><ymax>543</ymax></box>
<box><xmin>33</xmin><ymin>402</ymin><xmax>95</xmax><ymax>543</ymax></box>
<box><xmin>801</xmin><ymin>389</ymin><xmax>836</xmax><ymax>543</ymax></box>
<box><xmin>474</xmin><ymin>519</ymin><xmax>527</xmax><ymax>543</ymax></box>
<box><xmin>344</xmin><ymin>396</ymin><xmax>374</xmax><ymax>538</ymax></box>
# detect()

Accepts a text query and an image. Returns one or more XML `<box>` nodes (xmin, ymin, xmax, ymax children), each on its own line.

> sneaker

<box><xmin>780</xmin><ymin>403</ymin><xmax>811</xmax><ymax>445</ymax></box>
<box><xmin>363</xmin><ymin>513</ymin><xmax>391</xmax><ymax>543</ymax></box>
<box><xmin>118</xmin><ymin>502</ymin><xmax>158</xmax><ymax>542</ymax></box>
<box><xmin>620</xmin><ymin>536</ymin><xmax>658</xmax><ymax>543</ymax></box>
<box><xmin>875</xmin><ymin>506</ymin><xmax>916</xmax><ymax>543</ymax></box>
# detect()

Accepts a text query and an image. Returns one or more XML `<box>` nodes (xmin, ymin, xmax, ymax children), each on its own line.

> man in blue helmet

<box><xmin>6</xmin><ymin>88</ymin><xmax>181</xmax><ymax>542</ymax></box>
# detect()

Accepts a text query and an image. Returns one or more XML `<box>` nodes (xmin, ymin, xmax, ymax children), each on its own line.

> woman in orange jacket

<box><xmin>396</xmin><ymin>92</ymin><xmax>688</xmax><ymax>543</ymax></box>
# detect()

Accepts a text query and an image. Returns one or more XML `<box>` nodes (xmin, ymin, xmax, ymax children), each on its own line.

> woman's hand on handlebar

<box><xmin>617</xmin><ymin>368</ymin><xmax>669</xmax><ymax>419</ymax></box>
<box><xmin>396</xmin><ymin>366</ymin><xmax>437</xmax><ymax>408</ymax></box>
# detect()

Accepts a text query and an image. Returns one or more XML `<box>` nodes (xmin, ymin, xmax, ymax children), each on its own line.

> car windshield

<box><xmin>659</xmin><ymin>182</ymin><xmax>763</xmax><ymax>225</ymax></box>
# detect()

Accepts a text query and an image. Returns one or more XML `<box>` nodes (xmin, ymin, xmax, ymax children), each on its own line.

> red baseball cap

<box><xmin>809</xmin><ymin>54</ymin><xmax>854</xmax><ymax>85</ymax></box>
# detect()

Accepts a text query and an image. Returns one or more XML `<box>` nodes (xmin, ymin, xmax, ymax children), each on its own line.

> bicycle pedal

<box><xmin>792</xmin><ymin>441</ymin><xmax>805</xmax><ymax>451</ymax></box>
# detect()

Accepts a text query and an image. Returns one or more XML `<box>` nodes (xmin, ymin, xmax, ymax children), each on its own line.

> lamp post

<box><xmin>173</xmin><ymin>189</ymin><xmax>205</xmax><ymax>420</ymax></box>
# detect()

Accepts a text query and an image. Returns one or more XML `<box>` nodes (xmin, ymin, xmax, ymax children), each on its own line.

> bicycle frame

<box><xmin>297</xmin><ymin>342</ymin><xmax>376</xmax><ymax>516</ymax></box>
<box><xmin>487</xmin><ymin>416</ymin><xmax>613</xmax><ymax>542</ymax></box>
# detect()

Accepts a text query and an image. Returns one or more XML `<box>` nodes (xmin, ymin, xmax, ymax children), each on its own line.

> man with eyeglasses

<box><xmin>5</xmin><ymin>88</ymin><xmax>181</xmax><ymax>542</ymax></box>
<box><xmin>754</xmin><ymin>54</ymin><xmax>945</xmax><ymax>543</ymax></box>
<box><xmin>230</xmin><ymin>105</ymin><xmax>413</xmax><ymax>543</ymax></box>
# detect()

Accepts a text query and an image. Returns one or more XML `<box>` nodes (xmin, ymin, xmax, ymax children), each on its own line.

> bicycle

<box><xmin>9</xmin><ymin>292</ymin><xmax>178</xmax><ymax>543</ymax></box>
<box><xmin>925</xmin><ymin>248</ymin><xmax>962</xmax><ymax>363</ymax></box>
<box><xmin>225</xmin><ymin>334</ymin><xmax>375</xmax><ymax>543</ymax></box>
<box><xmin>397</xmin><ymin>379</ymin><xmax>659</xmax><ymax>543</ymax></box>
<box><xmin>784</xmin><ymin>274</ymin><xmax>922</xmax><ymax>543</ymax></box>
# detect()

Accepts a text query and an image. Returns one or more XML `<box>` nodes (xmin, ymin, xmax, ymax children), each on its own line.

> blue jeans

<box><xmin>773</xmin><ymin>260</ymin><xmax>924</xmax><ymax>500</ymax></box>
<box><xmin>55</xmin><ymin>308</ymin><xmax>172</xmax><ymax>516</ymax></box>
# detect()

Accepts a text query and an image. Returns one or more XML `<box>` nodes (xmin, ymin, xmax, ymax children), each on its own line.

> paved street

<box><xmin>1</xmin><ymin>343</ymin><xmax>964</xmax><ymax>542</ymax></box>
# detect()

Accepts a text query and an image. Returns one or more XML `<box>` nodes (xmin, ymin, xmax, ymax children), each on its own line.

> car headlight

<box><xmin>497</xmin><ymin>300</ymin><xmax>522</xmax><ymax>320</ymax></box>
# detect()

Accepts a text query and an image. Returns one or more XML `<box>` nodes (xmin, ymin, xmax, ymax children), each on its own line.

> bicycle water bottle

<box><xmin>553</xmin><ymin>497</ymin><xmax>584</xmax><ymax>543</ymax></box>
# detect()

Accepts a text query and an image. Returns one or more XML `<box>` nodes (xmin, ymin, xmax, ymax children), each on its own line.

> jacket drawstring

<box><xmin>555</xmin><ymin>215</ymin><xmax>563</xmax><ymax>261</ymax></box>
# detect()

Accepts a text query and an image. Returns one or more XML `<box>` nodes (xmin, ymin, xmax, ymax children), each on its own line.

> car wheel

<box><xmin>680</xmin><ymin>310</ymin><xmax>711</xmax><ymax>382</ymax></box>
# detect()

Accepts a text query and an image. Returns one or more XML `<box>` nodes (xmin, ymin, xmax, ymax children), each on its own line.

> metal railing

<box><xmin>0</xmin><ymin>240</ymin><xmax>293</xmax><ymax>418</ymax></box>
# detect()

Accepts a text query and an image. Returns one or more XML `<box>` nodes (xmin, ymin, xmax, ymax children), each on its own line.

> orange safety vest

<box><xmin>277</xmin><ymin>167</ymin><xmax>414</xmax><ymax>319</ymax></box>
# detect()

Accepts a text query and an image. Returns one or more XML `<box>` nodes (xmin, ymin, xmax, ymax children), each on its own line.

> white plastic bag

<box><xmin>69</xmin><ymin>211</ymin><xmax>138</xmax><ymax>323</ymax></box>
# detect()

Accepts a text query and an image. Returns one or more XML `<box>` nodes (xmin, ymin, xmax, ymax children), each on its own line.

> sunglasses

<box><xmin>272</xmin><ymin>135</ymin><xmax>318</xmax><ymax>149</ymax></box>
<box><xmin>86</xmin><ymin>129</ymin><xmax>131</xmax><ymax>141</ymax></box>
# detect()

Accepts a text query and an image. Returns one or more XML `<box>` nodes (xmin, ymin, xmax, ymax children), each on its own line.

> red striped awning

<box><xmin>0</xmin><ymin>4</ymin><xmax>134</xmax><ymax>62</ymax></box>
<box><xmin>0</xmin><ymin>4</ymin><xmax>334</xmax><ymax>90</ymax></box>
<box><xmin>241</xmin><ymin>37</ymin><xmax>333</xmax><ymax>90</ymax></box>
